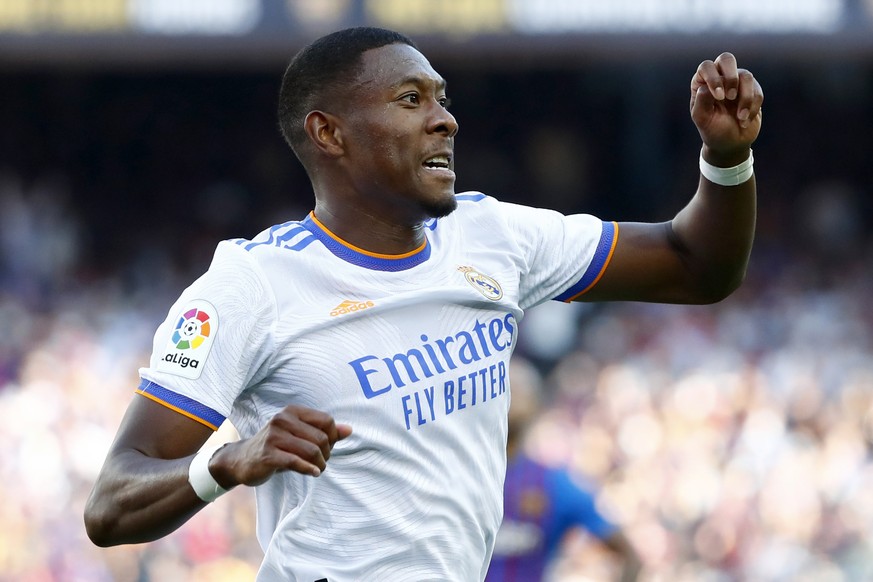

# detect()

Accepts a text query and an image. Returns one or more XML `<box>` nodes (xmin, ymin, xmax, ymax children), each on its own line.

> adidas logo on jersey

<box><xmin>330</xmin><ymin>299</ymin><xmax>375</xmax><ymax>317</ymax></box>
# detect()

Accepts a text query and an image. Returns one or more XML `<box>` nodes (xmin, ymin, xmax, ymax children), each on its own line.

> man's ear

<box><xmin>303</xmin><ymin>110</ymin><xmax>344</xmax><ymax>158</ymax></box>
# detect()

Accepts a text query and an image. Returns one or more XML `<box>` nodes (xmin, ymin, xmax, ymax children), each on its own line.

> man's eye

<box><xmin>401</xmin><ymin>94</ymin><xmax>420</xmax><ymax>104</ymax></box>
<box><xmin>439</xmin><ymin>97</ymin><xmax>452</xmax><ymax>109</ymax></box>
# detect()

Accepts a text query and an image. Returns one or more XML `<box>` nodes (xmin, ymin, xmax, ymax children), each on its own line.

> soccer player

<box><xmin>486</xmin><ymin>358</ymin><xmax>642</xmax><ymax>582</ymax></box>
<box><xmin>84</xmin><ymin>26</ymin><xmax>762</xmax><ymax>581</ymax></box>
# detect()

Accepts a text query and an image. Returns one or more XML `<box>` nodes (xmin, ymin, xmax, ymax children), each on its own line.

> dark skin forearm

<box><xmin>585</xmin><ymin>169</ymin><xmax>756</xmax><ymax>306</ymax></box>
<box><xmin>581</xmin><ymin>165</ymin><xmax>755</xmax><ymax>306</ymax></box>
<box><xmin>85</xmin><ymin>449</ymin><xmax>208</xmax><ymax>546</ymax></box>
<box><xmin>84</xmin><ymin>397</ymin><xmax>213</xmax><ymax>546</ymax></box>
<box><xmin>668</xmin><ymin>150</ymin><xmax>757</xmax><ymax>302</ymax></box>
<box><xmin>84</xmin><ymin>394</ymin><xmax>351</xmax><ymax>547</ymax></box>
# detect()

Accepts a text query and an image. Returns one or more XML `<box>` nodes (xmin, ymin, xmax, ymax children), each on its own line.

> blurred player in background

<box><xmin>84</xmin><ymin>26</ymin><xmax>762</xmax><ymax>581</ymax></box>
<box><xmin>487</xmin><ymin>358</ymin><xmax>642</xmax><ymax>582</ymax></box>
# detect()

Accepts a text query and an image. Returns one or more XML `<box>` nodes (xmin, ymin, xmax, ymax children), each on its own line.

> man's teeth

<box><xmin>425</xmin><ymin>156</ymin><xmax>450</xmax><ymax>168</ymax></box>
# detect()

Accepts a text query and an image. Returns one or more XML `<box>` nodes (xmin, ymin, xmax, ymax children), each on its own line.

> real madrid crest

<box><xmin>458</xmin><ymin>266</ymin><xmax>503</xmax><ymax>301</ymax></box>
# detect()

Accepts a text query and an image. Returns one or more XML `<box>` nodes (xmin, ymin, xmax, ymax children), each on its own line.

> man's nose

<box><xmin>429</xmin><ymin>103</ymin><xmax>459</xmax><ymax>138</ymax></box>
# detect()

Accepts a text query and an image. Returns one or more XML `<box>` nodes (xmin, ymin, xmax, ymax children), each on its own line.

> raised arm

<box><xmin>84</xmin><ymin>394</ymin><xmax>351</xmax><ymax>546</ymax></box>
<box><xmin>582</xmin><ymin>52</ymin><xmax>763</xmax><ymax>304</ymax></box>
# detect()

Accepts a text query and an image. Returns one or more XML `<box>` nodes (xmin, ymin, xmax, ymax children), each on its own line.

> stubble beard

<box><xmin>421</xmin><ymin>192</ymin><xmax>458</xmax><ymax>219</ymax></box>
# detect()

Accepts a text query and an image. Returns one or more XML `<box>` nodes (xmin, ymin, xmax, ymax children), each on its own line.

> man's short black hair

<box><xmin>278</xmin><ymin>27</ymin><xmax>417</xmax><ymax>158</ymax></box>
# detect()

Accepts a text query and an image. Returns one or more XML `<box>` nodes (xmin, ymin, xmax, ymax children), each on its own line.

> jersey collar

<box><xmin>303</xmin><ymin>212</ymin><xmax>432</xmax><ymax>272</ymax></box>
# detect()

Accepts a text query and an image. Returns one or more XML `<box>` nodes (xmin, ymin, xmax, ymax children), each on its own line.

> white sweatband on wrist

<box><xmin>699</xmin><ymin>149</ymin><xmax>754</xmax><ymax>186</ymax></box>
<box><xmin>188</xmin><ymin>445</ymin><xmax>228</xmax><ymax>503</ymax></box>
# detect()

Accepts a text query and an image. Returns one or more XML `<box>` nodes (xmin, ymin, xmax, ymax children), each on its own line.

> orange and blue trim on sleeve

<box><xmin>554</xmin><ymin>221</ymin><xmax>619</xmax><ymax>302</ymax></box>
<box><xmin>136</xmin><ymin>379</ymin><xmax>226</xmax><ymax>431</ymax></box>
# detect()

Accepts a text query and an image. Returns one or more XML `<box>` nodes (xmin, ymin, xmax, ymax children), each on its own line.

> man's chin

<box><xmin>422</xmin><ymin>193</ymin><xmax>458</xmax><ymax>219</ymax></box>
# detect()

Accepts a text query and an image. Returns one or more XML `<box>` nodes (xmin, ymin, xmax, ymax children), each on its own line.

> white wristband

<box><xmin>699</xmin><ymin>149</ymin><xmax>754</xmax><ymax>186</ymax></box>
<box><xmin>188</xmin><ymin>445</ymin><xmax>229</xmax><ymax>503</ymax></box>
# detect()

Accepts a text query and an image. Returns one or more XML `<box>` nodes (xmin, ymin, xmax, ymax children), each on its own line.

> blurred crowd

<box><xmin>1</xmin><ymin>59</ymin><xmax>872</xmax><ymax>581</ymax></box>
<box><xmin>518</xmin><ymin>256</ymin><xmax>873</xmax><ymax>581</ymax></box>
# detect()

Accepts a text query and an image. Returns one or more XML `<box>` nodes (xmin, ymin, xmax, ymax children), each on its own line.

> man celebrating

<box><xmin>85</xmin><ymin>27</ymin><xmax>762</xmax><ymax>581</ymax></box>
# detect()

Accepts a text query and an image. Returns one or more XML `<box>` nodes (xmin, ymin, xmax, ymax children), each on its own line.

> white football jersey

<box><xmin>138</xmin><ymin>193</ymin><xmax>616</xmax><ymax>581</ymax></box>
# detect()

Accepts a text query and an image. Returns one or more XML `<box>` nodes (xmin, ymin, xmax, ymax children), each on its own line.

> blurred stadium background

<box><xmin>2</xmin><ymin>1</ymin><xmax>873</xmax><ymax>580</ymax></box>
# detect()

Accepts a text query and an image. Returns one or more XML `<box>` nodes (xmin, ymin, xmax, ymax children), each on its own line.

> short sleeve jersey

<box><xmin>137</xmin><ymin>193</ymin><xmax>617</xmax><ymax>582</ymax></box>
<box><xmin>485</xmin><ymin>454</ymin><xmax>617</xmax><ymax>582</ymax></box>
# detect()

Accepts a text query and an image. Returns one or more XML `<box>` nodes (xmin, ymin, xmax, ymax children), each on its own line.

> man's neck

<box><xmin>312</xmin><ymin>201</ymin><xmax>428</xmax><ymax>256</ymax></box>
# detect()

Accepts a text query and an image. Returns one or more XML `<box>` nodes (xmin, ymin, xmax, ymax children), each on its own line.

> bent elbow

<box><xmin>694</xmin><ymin>267</ymin><xmax>747</xmax><ymax>305</ymax></box>
<box><xmin>84</xmin><ymin>512</ymin><xmax>112</xmax><ymax>547</ymax></box>
<box><xmin>84</xmin><ymin>496</ymin><xmax>122</xmax><ymax>547</ymax></box>
<box><xmin>85</xmin><ymin>528</ymin><xmax>115</xmax><ymax>548</ymax></box>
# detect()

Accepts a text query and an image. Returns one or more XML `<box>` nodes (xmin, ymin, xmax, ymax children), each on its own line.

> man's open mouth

<box><xmin>423</xmin><ymin>154</ymin><xmax>451</xmax><ymax>169</ymax></box>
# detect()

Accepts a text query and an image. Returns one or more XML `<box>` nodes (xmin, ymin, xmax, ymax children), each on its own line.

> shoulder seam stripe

<box><xmin>236</xmin><ymin>222</ymin><xmax>320</xmax><ymax>253</ymax></box>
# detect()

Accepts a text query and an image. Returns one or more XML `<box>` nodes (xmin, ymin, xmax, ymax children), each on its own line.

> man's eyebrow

<box><xmin>393</xmin><ymin>75</ymin><xmax>447</xmax><ymax>91</ymax></box>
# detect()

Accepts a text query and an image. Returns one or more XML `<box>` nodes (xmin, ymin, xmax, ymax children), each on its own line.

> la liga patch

<box><xmin>155</xmin><ymin>300</ymin><xmax>218</xmax><ymax>379</ymax></box>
